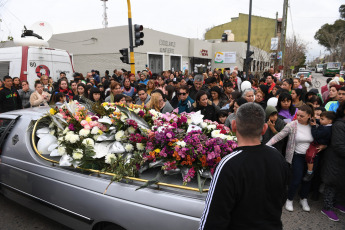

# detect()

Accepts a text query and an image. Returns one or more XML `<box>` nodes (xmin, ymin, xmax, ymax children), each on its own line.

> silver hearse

<box><xmin>0</xmin><ymin>107</ymin><xmax>207</xmax><ymax>230</ymax></box>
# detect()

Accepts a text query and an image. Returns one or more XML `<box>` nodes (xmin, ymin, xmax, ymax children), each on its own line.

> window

<box><xmin>0</xmin><ymin>119</ymin><xmax>15</xmax><ymax>154</ymax></box>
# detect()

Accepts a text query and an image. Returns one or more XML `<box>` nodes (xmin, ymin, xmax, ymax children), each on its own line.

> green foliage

<box><xmin>340</xmin><ymin>4</ymin><xmax>345</xmax><ymax>19</ymax></box>
<box><xmin>314</xmin><ymin>19</ymin><xmax>345</xmax><ymax>51</ymax></box>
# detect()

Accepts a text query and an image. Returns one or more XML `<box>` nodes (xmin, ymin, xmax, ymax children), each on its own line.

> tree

<box><xmin>314</xmin><ymin>5</ymin><xmax>345</xmax><ymax>63</ymax></box>
<box><xmin>283</xmin><ymin>36</ymin><xmax>308</xmax><ymax>76</ymax></box>
<box><xmin>340</xmin><ymin>4</ymin><xmax>345</xmax><ymax>19</ymax></box>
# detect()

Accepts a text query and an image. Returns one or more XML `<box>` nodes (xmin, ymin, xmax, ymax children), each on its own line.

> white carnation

<box><xmin>82</xmin><ymin>138</ymin><xmax>94</xmax><ymax>147</ymax></box>
<box><xmin>63</xmin><ymin>127</ymin><xmax>69</xmax><ymax>134</ymax></box>
<box><xmin>115</xmin><ymin>130</ymin><xmax>125</xmax><ymax>141</ymax></box>
<box><xmin>105</xmin><ymin>153</ymin><xmax>116</xmax><ymax>164</ymax></box>
<box><xmin>57</xmin><ymin>146</ymin><xmax>66</xmax><ymax>156</ymax></box>
<box><xmin>201</xmin><ymin>122</ymin><xmax>208</xmax><ymax>128</ymax></box>
<box><xmin>69</xmin><ymin>134</ymin><xmax>80</xmax><ymax>144</ymax></box>
<box><xmin>127</xmin><ymin>126</ymin><xmax>136</xmax><ymax>134</ymax></box>
<box><xmin>136</xmin><ymin>143</ymin><xmax>145</xmax><ymax>151</ymax></box>
<box><xmin>207</xmin><ymin>124</ymin><xmax>217</xmax><ymax>130</ymax></box>
<box><xmin>176</xmin><ymin>141</ymin><xmax>186</xmax><ymax>148</ymax></box>
<box><xmin>124</xmin><ymin>143</ymin><xmax>134</xmax><ymax>152</ymax></box>
<box><xmin>120</xmin><ymin>112</ymin><xmax>128</xmax><ymax>122</ymax></box>
<box><xmin>72</xmin><ymin>149</ymin><xmax>83</xmax><ymax>160</ymax></box>
<box><xmin>211</xmin><ymin>130</ymin><xmax>220</xmax><ymax>138</ymax></box>
<box><xmin>91</xmin><ymin>126</ymin><xmax>100</xmax><ymax>135</ymax></box>
<box><xmin>79</xmin><ymin>129</ymin><xmax>90</xmax><ymax>137</ymax></box>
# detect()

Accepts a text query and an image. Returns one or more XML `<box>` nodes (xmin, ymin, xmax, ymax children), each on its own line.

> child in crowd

<box><xmin>52</xmin><ymin>92</ymin><xmax>66</xmax><ymax>108</ymax></box>
<box><xmin>89</xmin><ymin>87</ymin><xmax>103</xmax><ymax>103</ymax></box>
<box><xmin>216</xmin><ymin>110</ymin><xmax>228</xmax><ymax>124</ymax></box>
<box><xmin>303</xmin><ymin>111</ymin><xmax>336</xmax><ymax>181</ymax></box>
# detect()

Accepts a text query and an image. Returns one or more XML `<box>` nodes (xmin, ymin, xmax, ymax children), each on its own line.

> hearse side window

<box><xmin>0</xmin><ymin>119</ymin><xmax>14</xmax><ymax>154</ymax></box>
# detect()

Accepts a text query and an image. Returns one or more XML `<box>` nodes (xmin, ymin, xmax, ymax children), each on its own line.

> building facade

<box><xmin>0</xmin><ymin>26</ymin><xmax>269</xmax><ymax>76</ymax></box>
<box><xmin>205</xmin><ymin>13</ymin><xmax>281</xmax><ymax>53</ymax></box>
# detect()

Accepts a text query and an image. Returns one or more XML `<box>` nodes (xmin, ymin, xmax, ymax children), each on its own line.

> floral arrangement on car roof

<box><xmin>37</xmin><ymin>100</ymin><xmax>237</xmax><ymax>192</ymax></box>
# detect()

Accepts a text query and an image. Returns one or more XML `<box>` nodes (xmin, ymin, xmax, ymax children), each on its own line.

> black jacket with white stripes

<box><xmin>199</xmin><ymin>144</ymin><xmax>289</xmax><ymax>230</ymax></box>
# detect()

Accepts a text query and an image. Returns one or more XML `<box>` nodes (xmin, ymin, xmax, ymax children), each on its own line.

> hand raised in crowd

<box><xmin>267</xmin><ymin>119</ymin><xmax>275</xmax><ymax>129</ymax></box>
<box><xmin>310</xmin><ymin>118</ymin><xmax>316</xmax><ymax>126</ymax></box>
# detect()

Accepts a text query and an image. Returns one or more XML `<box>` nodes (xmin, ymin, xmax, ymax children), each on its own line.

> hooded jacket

<box><xmin>322</xmin><ymin>118</ymin><xmax>345</xmax><ymax>190</ymax></box>
<box><xmin>0</xmin><ymin>86</ymin><xmax>22</xmax><ymax>113</ymax></box>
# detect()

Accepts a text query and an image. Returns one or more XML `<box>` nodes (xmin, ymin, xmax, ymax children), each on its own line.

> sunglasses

<box><xmin>178</xmin><ymin>92</ymin><xmax>187</xmax><ymax>96</ymax></box>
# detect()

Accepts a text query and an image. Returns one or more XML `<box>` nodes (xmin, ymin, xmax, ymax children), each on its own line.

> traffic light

<box><xmin>246</xmin><ymin>50</ymin><xmax>254</xmax><ymax>63</ymax></box>
<box><xmin>134</xmin><ymin>24</ymin><xmax>144</xmax><ymax>47</ymax></box>
<box><xmin>119</xmin><ymin>48</ymin><xmax>129</xmax><ymax>64</ymax></box>
<box><xmin>221</xmin><ymin>33</ymin><xmax>228</xmax><ymax>42</ymax></box>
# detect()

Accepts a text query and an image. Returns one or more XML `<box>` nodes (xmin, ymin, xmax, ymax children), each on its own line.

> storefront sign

<box><xmin>214</xmin><ymin>52</ymin><xmax>236</xmax><ymax>64</ymax></box>
<box><xmin>200</xmin><ymin>49</ymin><xmax>208</xmax><ymax>56</ymax></box>
<box><xmin>159</xmin><ymin>39</ymin><xmax>176</xmax><ymax>54</ymax></box>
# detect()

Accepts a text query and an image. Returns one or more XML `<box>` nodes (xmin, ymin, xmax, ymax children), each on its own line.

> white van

<box><xmin>0</xmin><ymin>46</ymin><xmax>74</xmax><ymax>90</ymax></box>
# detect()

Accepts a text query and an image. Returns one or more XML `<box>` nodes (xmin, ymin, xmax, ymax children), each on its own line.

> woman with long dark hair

<box><xmin>291</xmin><ymin>88</ymin><xmax>304</xmax><ymax>108</ymax></box>
<box><xmin>267</xmin><ymin>104</ymin><xmax>316</xmax><ymax>212</ymax></box>
<box><xmin>276</xmin><ymin>92</ymin><xmax>298</xmax><ymax>122</ymax></box>
<box><xmin>191</xmin><ymin>90</ymin><xmax>219</xmax><ymax>122</ymax></box>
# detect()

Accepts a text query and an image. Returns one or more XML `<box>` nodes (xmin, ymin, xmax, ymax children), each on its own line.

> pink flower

<box><xmin>166</xmin><ymin>133</ymin><xmax>172</xmax><ymax>139</ymax></box>
<box><xmin>89</xmin><ymin>121</ymin><xmax>98</xmax><ymax>127</ymax></box>
<box><xmin>80</xmin><ymin>120</ymin><xmax>88</xmax><ymax>126</ymax></box>
<box><xmin>84</xmin><ymin>124</ymin><xmax>91</xmax><ymax>130</ymax></box>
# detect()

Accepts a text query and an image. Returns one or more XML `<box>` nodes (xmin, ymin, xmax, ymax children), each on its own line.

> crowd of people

<box><xmin>0</xmin><ymin>65</ymin><xmax>345</xmax><ymax>222</ymax></box>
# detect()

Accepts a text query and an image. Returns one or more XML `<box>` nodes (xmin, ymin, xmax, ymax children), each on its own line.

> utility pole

<box><xmin>126</xmin><ymin>0</ymin><xmax>135</xmax><ymax>74</ymax></box>
<box><xmin>280</xmin><ymin>0</ymin><xmax>288</xmax><ymax>77</ymax></box>
<box><xmin>101</xmin><ymin>0</ymin><xmax>108</xmax><ymax>28</ymax></box>
<box><xmin>245</xmin><ymin>0</ymin><xmax>254</xmax><ymax>79</ymax></box>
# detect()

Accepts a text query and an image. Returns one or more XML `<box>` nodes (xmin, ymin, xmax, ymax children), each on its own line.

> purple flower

<box><xmin>68</xmin><ymin>123</ymin><xmax>75</xmax><ymax>131</ymax></box>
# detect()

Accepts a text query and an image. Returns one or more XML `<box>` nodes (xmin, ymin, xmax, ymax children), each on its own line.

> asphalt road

<box><xmin>0</xmin><ymin>72</ymin><xmax>342</xmax><ymax>230</ymax></box>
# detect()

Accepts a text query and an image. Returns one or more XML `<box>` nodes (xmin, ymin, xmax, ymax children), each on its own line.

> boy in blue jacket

<box><xmin>303</xmin><ymin>111</ymin><xmax>336</xmax><ymax>181</ymax></box>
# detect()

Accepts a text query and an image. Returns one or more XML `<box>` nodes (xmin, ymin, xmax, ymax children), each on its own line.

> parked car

<box><xmin>0</xmin><ymin>107</ymin><xmax>206</xmax><ymax>230</ymax></box>
<box><xmin>295</xmin><ymin>72</ymin><xmax>311</xmax><ymax>78</ymax></box>
<box><xmin>340</xmin><ymin>70</ymin><xmax>345</xmax><ymax>78</ymax></box>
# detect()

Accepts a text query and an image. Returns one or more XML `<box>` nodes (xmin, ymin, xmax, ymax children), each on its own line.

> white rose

<box><xmin>176</xmin><ymin>141</ymin><xmax>186</xmax><ymax>148</ymax></box>
<box><xmin>82</xmin><ymin>138</ymin><xmax>94</xmax><ymax>147</ymax></box>
<box><xmin>91</xmin><ymin>126</ymin><xmax>100</xmax><ymax>135</ymax></box>
<box><xmin>69</xmin><ymin>134</ymin><xmax>80</xmax><ymax>144</ymax></box>
<box><xmin>211</xmin><ymin>130</ymin><xmax>220</xmax><ymax>138</ymax></box>
<box><xmin>57</xmin><ymin>146</ymin><xmax>66</xmax><ymax>156</ymax></box>
<box><xmin>79</xmin><ymin>129</ymin><xmax>90</xmax><ymax>137</ymax></box>
<box><xmin>124</xmin><ymin>143</ymin><xmax>134</xmax><ymax>152</ymax></box>
<box><xmin>201</xmin><ymin>122</ymin><xmax>208</xmax><ymax>128</ymax></box>
<box><xmin>105</xmin><ymin>153</ymin><xmax>116</xmax><ymax>164</ymax></box>
<box><xmin>136</xmin><ymin>143</ymin><xmax>145</xmax><ymax>151</ymax></box>
<box><xmin>127</xmin><ymin>126</ymin><xmax>136</xmax><ymax>134</ymax></box>
<box><xmin>115</xmin><ymin>130</ymin><xmax>125</xmax><ymax>141</ymax></box>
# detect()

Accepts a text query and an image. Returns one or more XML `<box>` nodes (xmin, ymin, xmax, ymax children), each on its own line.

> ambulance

<box><xmin>0</xmin><ymin>46</ymin><xmax>74</xmax><ymax>90</ymax></box>
<box><xmin>0</xmin><ymin>21</ymin><xmax>74</xmax><ymax>90</ymax></box>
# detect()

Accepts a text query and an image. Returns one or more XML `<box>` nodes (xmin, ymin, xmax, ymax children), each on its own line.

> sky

<box><xmin>0</xmin><ymin>0</ymin><xmax>343</xmax><ymax>62</ymax></box>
